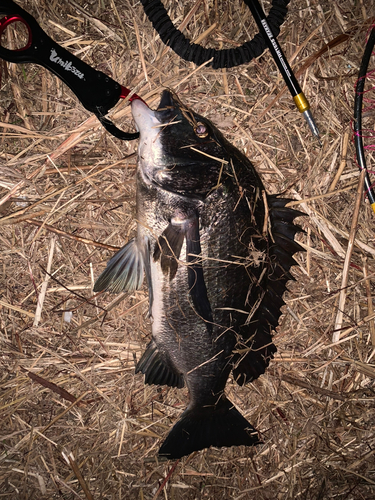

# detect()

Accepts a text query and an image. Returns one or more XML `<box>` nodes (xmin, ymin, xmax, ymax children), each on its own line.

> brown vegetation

<box><xmin>1</xmin><ymin>1</ymin><xmax>374</xmax><ymax>498</ymax></box>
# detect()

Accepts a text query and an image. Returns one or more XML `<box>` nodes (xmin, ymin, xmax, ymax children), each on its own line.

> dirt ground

<box><xmin>1</xmin><ymin>0</ymin><xmax>375</xmax><ymax>498</ymax></box>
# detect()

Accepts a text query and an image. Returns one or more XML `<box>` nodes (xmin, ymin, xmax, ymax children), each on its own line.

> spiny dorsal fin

<box><xmin>232</xmin><ymin>196</ymin><xmax>305</xmax><ymax>385</ymax></box>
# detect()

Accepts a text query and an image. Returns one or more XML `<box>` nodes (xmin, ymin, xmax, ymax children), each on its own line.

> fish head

<box><xmin>131</xmin><ymin>89</ymin><xmax>232</xmax><ymax>198</ymax></box>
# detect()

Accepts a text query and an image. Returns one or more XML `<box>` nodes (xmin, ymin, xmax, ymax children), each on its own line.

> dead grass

<box><xmin>1</xmin><ymin>0</ymin><xmax>375</xmax><ymax>498</ymax></box>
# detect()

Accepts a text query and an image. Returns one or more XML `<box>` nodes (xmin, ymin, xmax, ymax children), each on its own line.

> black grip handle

<box><xmin>0</xmin><ymin>0</ymin><xmax>121</xmax><ymax>115</ymax></box>
<box><xmin>0</xmin><ymin>0</ymin><xmax>140</xmax><ymax>140</ymax></box>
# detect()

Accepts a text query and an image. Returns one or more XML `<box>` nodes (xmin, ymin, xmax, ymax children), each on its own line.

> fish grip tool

<box><xmin>0</xmin><ymin>0</ymin><xmax>142</xmax><ymax>140</ymax></box>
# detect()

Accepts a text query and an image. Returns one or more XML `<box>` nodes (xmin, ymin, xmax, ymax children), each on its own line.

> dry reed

<box><xmin>1</xmin><ymin>1</ymin><xmax>375</xmax><ymax>498</ymax></box>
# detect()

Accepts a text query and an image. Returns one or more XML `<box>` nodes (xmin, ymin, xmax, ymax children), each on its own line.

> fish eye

<box><xmin>195</xmin><ymin>122</ymin><xmax>208</xmax><ymax>138</ymax></box>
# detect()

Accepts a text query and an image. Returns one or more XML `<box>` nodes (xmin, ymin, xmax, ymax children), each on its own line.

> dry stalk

<box><xmin>33</xmin><ymin>237</ymin><xmax>56</xmax><ymax>327</ymax></box>
<box><xmin>333</xmin><ymin>169</ymin><xmax>366</xmax><ymax>342</ymax></box>
<box><xmin>1</xmin><ymin>2</ymin><xmax>375</xmax><ymax>499</ymax></box>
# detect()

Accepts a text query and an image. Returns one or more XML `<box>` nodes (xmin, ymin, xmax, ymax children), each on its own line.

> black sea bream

<box><xmin>94</xmin><ymin>90</ymin><xmax>303</xmax><ymax>459</ymax></box>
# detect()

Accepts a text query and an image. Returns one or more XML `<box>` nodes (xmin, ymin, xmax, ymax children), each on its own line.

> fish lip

<box><xmin>131</xmin><ymin>98</ymin><xmax>160</xmax><ymax>132</ymax></box>
<box><xmin>131</xmin><ymin>90</ymin><xmax>178</xmax><ymax>131</ymax></box>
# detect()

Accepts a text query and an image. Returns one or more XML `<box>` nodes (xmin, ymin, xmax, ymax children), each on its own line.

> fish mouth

<box><xmin>131</xmin><ymin>89</ymin><xmax>178</xmax><ymax>132</ymax></box>
<box><xmin>131</xmin><ymin>98</ymin><xmax>158</xmax><ymax>132</ymax></box>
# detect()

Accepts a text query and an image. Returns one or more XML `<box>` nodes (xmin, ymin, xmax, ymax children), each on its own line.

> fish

<box><xmin>94</xmin><ymin>89</ymin><xmax>304</xmax><ymax>459</ymax></box>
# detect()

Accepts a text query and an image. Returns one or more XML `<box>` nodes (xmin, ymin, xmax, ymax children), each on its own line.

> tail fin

<box><xmin>233</xmin><ymin>196</ymin><xmax>304</xmax><ymax>385</ymax></box>
<box><xmin>158</xmin><ymin>397</ymin><xmax>260</xmax><ymax>459</ymax></box>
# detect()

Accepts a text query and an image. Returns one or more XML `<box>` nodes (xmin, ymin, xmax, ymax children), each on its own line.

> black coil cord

<box><xmin>140</xmin><ymin>0</ymin><xmax>290</xmax><ymax>69</ymax></box>
<box><xmin>353</xmin><ymin>26</ymin><xmax>375</xmax><ymax>213</ymax></box>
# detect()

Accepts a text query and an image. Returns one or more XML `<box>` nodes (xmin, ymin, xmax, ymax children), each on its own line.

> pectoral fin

<box><xmin>94</xmin><ymin>238</ymin><xmax>145</xmax><ymax>293</ymax></box>
<box><xmin>153</xmin><ymin>215</ymin><xmax>213</xmax><ymax>331</ymax></box>
<box><xmin>153</xmin><ymin>222</ymin><xmax>185</xmax><ymax>280</ymax></box>
<box><xmin>186</xmin><ymin>217</ymin><xmax>213</xmax><ymax>331</ymax></box>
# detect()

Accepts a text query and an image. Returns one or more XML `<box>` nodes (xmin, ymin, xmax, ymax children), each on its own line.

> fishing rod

<box><xmin>243</xmin><ymin>0</ymin><xmax>320</xmax><ymax>143</ymax></box>
<box><xmin>353</xmin><ymin>26</ymin><xmax>375</xmax><ymax>214</ymax></box>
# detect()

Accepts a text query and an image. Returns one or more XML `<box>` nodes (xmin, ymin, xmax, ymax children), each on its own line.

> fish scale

<box><xmin>94</xmin><ymin>89</ymin><xmax>304</xmax><ymax>459</ymax></box>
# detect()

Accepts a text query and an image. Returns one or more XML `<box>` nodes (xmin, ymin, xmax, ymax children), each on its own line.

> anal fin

<box><xmin>136</xmin><ymin>340</ymin><xmax>184</xmax><ymax>388</ymax></box>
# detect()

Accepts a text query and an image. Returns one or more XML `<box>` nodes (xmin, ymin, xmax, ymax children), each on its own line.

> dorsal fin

<box><xmin>233</xmin><ymin>196</ymin><xmax>304</xmax><ymax>385</ymax></box>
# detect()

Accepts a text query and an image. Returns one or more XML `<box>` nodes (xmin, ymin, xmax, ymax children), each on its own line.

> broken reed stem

<box><xmin>33</xmin><ymin>236</ymin><xmax>56</xmax><ymax>327</ymax></box>
<box><xmin>0</xmin><ymin>180</ymin><xmax>26</xmax><ymax>208</ymax></box>
<box><xmin>286</xmin><ymin>183</ymin><xmax>356</xmax><ymax>207</ymax></box>
<box><xmin>280</xmin><ymin>373</ymin><xmax>347</xmax><ymax>401</ymax></box>
<box><xmin>62</xmin><ymin>450</ymin><xmax>94</xmax><ymax>500</ymax></box>
<box><xmin>328</xmin><ymin>130</ymin><xmax>349</xmax><ymax>192</ymax></box>
<box><xmin>333</xmin><ymin>169</ymin><xmax>366</xmax><ymax>342</ymax></box>
<box><xmin>134</xmin><ymin>20</ymin><xmax>148</xmax><ymax>82</ymax></box>
<box><xmin>26</xmin><ymin>370</ymin><xmax>85</xmax><ymax>406</ymax></box>
<box><xmin>26</xmin><ymin>219</ymin><xmax>120</xmax><ymax>251</ymax></box>
<box><xmin>193</xmin><ymin>22</ymin><xmax>218</xmax><ymax>44</ymax></box>
<box><xmin>363</xmin><ymin>256</ymin><xmax>375</xmax><ymax>346</ymax></box>
<box><xmin>152</xmin><ymin>460</ymin><xmax>180</xmax><ymax>500</ymax></box>
<box><xmin>222</xmin><ymin>68</ymin><xmax>229</xmax><ymax>96</ymax></box>
<box><xmin>0</xmin><ymin>298</ymin><xmax>35</xmax><ymax>318</ymax></box>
